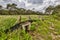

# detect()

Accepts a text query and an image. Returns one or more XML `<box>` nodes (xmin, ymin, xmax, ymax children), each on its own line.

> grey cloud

<box><xmin>27</xmin><ymin>0</ymin><xmax>43</xmax><ymax>4</ymax></box>
<box><xmin>19</xmin><ymin>2</ymin><xmax>25</xmax><ymax>8</ymax></box>
<box><xmin>3</xmin><ymin>0</ymin><xmax>11</xmax><ymax>2</ymax></box>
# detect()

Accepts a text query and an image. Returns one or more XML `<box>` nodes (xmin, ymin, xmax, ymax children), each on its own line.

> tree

<box><xmin>52</xmin><ymin>5</ymin><xmax>60</xmax><ymax>15</ymax></box>
<box><xmin>7</xmin><ymin>3</ymin><xmax>17</xmax><ymax>9</ymax></box>
<box><xmin>0</xmin><ymin>5</ymin><xmax>3</xmax><ymax>14</ymax></box>
<box><xmin>7</xmin><ymin>4</ymin><xmax>11</xmax><ymax>9</ymax></box>
<box><xmin>0</xmin><ymin>5</ymin><xmax>2</xmax><ymax>10</ymax></box>
<box><xmin>6</xmin><ymin>3</ymin><xmax>17</xmax><ymax>14</ymax></box>
<box><xmin>11</xmin><ymin>3</ymin><xmax>17</xmax><ymax>9</ymax></box>
<box><xmin>45</xmin><ymin>5</ymin><xmax>54</xmax><ymax>14</ymax></box>
<box><xmin>54</xmin><ymin>5</ymin><xmax>60</xmax><ymax>12</ymax></box>
<box><xmin>46</xmin><ymin>6</ymin><xmax>54</xmax><ymax>11</ymax></box>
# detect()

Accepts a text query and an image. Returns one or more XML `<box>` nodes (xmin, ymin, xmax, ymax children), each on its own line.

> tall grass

<box><xmin>0</xmin><ymin>15</ymin><xmax>60</xmax><ymax>40</ymax></box>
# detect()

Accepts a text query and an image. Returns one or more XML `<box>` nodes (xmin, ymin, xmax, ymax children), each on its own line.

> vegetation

<box><xmin>0</xmin><ymin>13</ymin><xmax>60</xmax><ymax>40</ymax></box>
<box><xmin>0</xmin><ymin>3</ymin><xmax>60</xmax><ymax>40</ymax></box>
<box><xmin>0</xmin><ymin>3</ymin><xmax>43</xmax><ymax>15</ymax></box>
<box><xmin>1</xmin><ymin>3</ymin><xmax>60</xmax><ymax>15</ymax></box>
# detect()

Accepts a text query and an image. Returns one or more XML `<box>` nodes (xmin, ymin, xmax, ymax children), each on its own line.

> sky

<box><xmin>0</xmin><ymin>0</ymin><xmax>60</xmax><ymax>12</ymax></box>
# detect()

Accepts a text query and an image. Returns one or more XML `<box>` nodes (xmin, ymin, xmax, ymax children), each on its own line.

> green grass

<box><xmin>0</xmin><ymin>15</ymin><xmax>60</xmax><ymax>40</ymax></box>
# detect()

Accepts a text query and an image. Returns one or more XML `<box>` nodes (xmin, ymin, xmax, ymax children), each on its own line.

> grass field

<box><xmin>0</xmin><ymin>15</ymin><xmax>60</xmax><ymax>40</ymax></box>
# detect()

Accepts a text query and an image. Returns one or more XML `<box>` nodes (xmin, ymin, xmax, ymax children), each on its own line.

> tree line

<box><xmin>0</xmin><ymin>3</ymin><xmax>60</xmax><ymax>15</ymax></box>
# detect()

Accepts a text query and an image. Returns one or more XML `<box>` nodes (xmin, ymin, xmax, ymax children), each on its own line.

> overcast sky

<box><xmin>0</xmin><ymin>0</ymin><xmax>60</xmax><ymax>12</ymax></box>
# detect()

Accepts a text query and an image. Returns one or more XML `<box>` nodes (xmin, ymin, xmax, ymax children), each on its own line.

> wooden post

<box><xmin>28</xmin><ymin>16</ymin><xmax>31</xmax><ymax>20</ymax></box>
<box><xmin>38</xmin><ymin>15</ymin><xmax>41</xmax><ymax>20</ymax></box>
<box><xmin>18</xmin><ymin>16</ymin><xmax>21</xmax><ymax>23</ymax></box>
